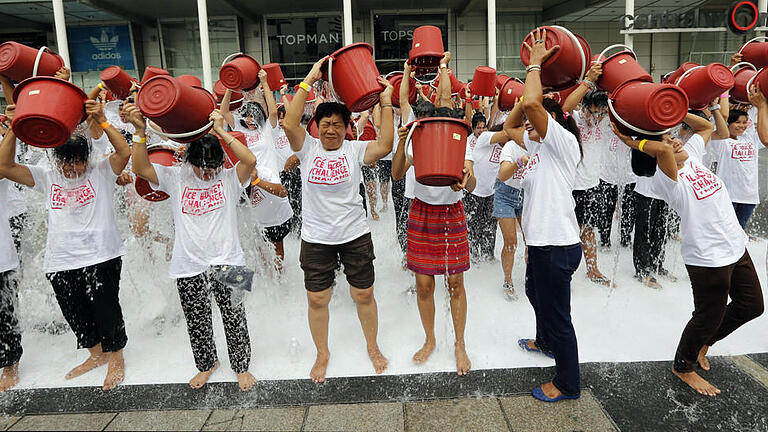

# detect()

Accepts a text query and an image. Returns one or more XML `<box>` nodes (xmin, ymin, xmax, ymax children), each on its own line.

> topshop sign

<box><xmin>620</xmin><ymin>1</ymin><xmax>763</xmax><ymax>34</ymax></box>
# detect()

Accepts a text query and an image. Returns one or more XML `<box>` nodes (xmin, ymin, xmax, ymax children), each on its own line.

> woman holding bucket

<box><xmin>509</xmin><ymin>29</ymin><xmax>585</xmax><ymax>402</ymax></box>
<box><xmin>127</xmin><ymin>103</ymin><xmax>259</xmax><ymax>392</ymax></box>
<box><xmin>283</xmin><ymin>57</ymin><xmax>395</xmax><ymax>383</ymax></box>
<box><xmin>0</xmin><ymin>100</ymin><xmax>131</xmax><ymax>391</ymax></box>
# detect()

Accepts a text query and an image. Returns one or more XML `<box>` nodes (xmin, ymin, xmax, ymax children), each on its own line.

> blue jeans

<box><xmin>732</xmin><ymin>203</ymin><xmax>756</xmax><ymax>230</ymax></box>
<box><xmin>525</xmin><ymin>243</ymin><xmax>583</xmax><ymax>396</ymax></box>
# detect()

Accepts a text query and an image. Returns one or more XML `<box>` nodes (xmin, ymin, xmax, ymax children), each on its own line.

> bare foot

<box><xmin>0</xmin><ymin>363</ymin><xmax>19</xmax><ymax>391</ymax></box>
<box><xmin>697</xmin><ymin>346</ymin><xmax>711</xmax><ymax>371</ymax></box>
<box><xmin>455</xmin><ymin>342</ymin><xmax>471</xmax><ymax>376</ymax></box>
<box><xmin>103</xmin><ymin>352</ymin><xmax>125</xmax><ymax>391</ymax></box>
<box><xmin>368</xmin><ymin>347</ymin><xmax>388</xmax><ymax>374</ymax></box>
<box><xmin>237</xmin><ymin>371</ymin><xmax>257</xmax><ymax>391</ymax></box>
<box><xmin>540</xmin><ymin>381</ymin><xmax>563</xmax><ymax>398</ymax></box>
<box><xmin>310</xmin><ymin>352</ymin><xmax>330</xmax><ymax>383</ymax></box>
<box><xmin>66</xmin><ymin>354</ymin><xmax>108</xmax><ymax>380</ymax></box>
<box><xmin>413</xmin><ymin>340</ymin><xmax>436</xmax><ymax>364</ymax></box>
<box><xmin>672</xmin><ymin>368</ymin><xmax>721</xmax><ymax>396</ymax></box>
<box><xmin>587</xmin><ymin>271</ymin><xmax>611</xmax><ymax>287</ymax></box>
<box><xmin>189</xmin><ymin>361</ymin><xmax>219</xmax><ymax>389</ymax></box>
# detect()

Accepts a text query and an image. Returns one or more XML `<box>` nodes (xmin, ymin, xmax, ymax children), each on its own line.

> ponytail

<box><xmin>542</xmin><ymin>98</ymin><xmax>582</xmax><ymax>157</ymax></box>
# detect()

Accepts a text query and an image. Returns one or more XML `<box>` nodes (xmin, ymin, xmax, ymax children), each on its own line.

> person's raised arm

<box><xmin>220</xmin><ymin>88</ymin><xmax>236</xmax><ymax>129</ymax></box>
<box><xmin>437</xmin><ymin>52</ymin><xmax>454</xmax><ymax>109</ymax></box>
<box><xmin>371</xmin><ymin>104</ymin><xmax>381</xmax><ymax>129</ymax></box>
<box><xmin>488</xmin><ymin>88</ymin><xmax>500</xmax><ymax>124</ymax></box>
<box><xmin>391</xmin><ymin>125</ymin><xmax>411</xmax><ymax>180</ymax></box>
<box><xmin>503</xmin><ymin>99</ymin><xmax>526</xmax><ymax>147</ymax></box>
<box><xmin>123</xmin><ymin>103</ymin><xmax>158</xmax><ymax>185</ymax></box>
<box><xmin>562</xmin><ymin>63</ymin><xmax>601</xmax><ymax>113</ymax></box>
<box><xmin>521</xmin><ymin>28</ymin><xmax>559</xmax><ymax>140</ymax></box>
<box><xmin>399</xmin><ymin>61</ymin><xmax>413</xmax><ymax>122</ymax></box>
<box><xmin>748</xmin><ymin>84</ymin><xmax>768</xmax><ymax>147</ymax></box>
<box><xmin>683</xmin><ymin>110</ymin><xmax>715</xmax><ymax>143</ymax></box>
<box><xmin>210</xmin><ymin>109</ymin><xmax>257</xmax><ymax>184</ymax></box>
<box><xmin>260</xmin><ymin>69</ymin><xmax>279</xmax><ymax>128</ymax></box>
<box><xmin>0</xmin><ymin>105</ymin><xmax>33</xmax><ymax>186</ymax></box>
<box><xmin>364</xmin><ymin>77</ymin><xmax>395</xmax><ymax>164</ymax></box>
<box><xmin>710</xmin><ymin>99</ymin><xmax>729</xmax><ymax>141</ymax></box>
<box><xmin>86</xmin><ymin>100</ymin><xmax>130</xmax><ymax>175</ymax></box>
<box><xmin>613</xmin><ymin>124</ymin><xmax>678</xmax><ymax>181</ymax></box>
<box><xmin>0</xmin><ymin>75</ymin><xmax>14</xmax><ymax>105</ymax></box>
<box><xmin>285</xmin><ymin>57</ymin><xmax>326</xmax><ymax>152</ymax></box>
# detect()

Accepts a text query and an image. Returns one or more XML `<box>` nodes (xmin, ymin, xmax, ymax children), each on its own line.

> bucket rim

<box><xmin>13</xmin><ymin>76</ymin><xmax>88</xmax><ymax>123</ymax></box>
<box><xmin>136</xmin><ymin>75</ymin><xmax>183</xmax><ymax>118</ymax></box>
<box><xmin>405</xmin><ymin>116</ymin><xmax>472</xmax><ymax>133</ymax></box>
<box><xmin>328</xmin><ymin>42</ymin><xmax>374</xmax><ymax>60</ymax></box>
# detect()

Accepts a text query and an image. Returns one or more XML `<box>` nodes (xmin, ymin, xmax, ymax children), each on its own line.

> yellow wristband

<box><xmin>100</xmin><ymin>121</ymin><xmax>111</xmax><ymax>130</ymax></box>
<box><xmin>298</xmin><ymin>81</ymin><xmax>310</xmax><ymax>92</ymax></box>
<box><xmin>638</xmin><ymin>139</ymin><xmax>647</xmax><ymax>153</ymax></box>
<box><xmin>97</xmin><ymin>82</ymin><xmax>104</xmax><ymax>90</ymax></box>
<box><xmin>251</xmin><ymin>177</ymin><xmax>262</xmax><ymax>187</ymax></box>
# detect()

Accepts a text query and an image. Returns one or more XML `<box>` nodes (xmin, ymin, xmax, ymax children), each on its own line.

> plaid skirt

<box><xmin>407</xmin><ymin>198</ymin><xmax>470</xmax><ymax>275</ymax></box>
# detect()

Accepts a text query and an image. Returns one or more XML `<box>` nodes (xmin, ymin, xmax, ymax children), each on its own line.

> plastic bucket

<box><xmin>141</xmin><ymin>66</ymin><xmax>169</xmax><ymax>85</ymax></box>
<box><xmin>262</xmin><ymin>63</ymin><xmax>286</xmax><ymax>90</ymax></box>
<box><xmin>220</xmin><ymin>130</ymin><xmax>244</xmax><ymax>169</ymax></box>
<box><xmin>731</xmin><ymin>63</ymin><xmax>758</xmax><ymax>103</ymax></box>
<box><xmin>497</xmin><ymin>77</ymin><xmax>524</xmax><ymax>111</ymax></box>
<box><xmin>219</xmin><ymin>53</ymin><xmax>261</xmax><ymax>91</ymax></box>
<box><xmin>322</xmin><ymin>43</ymin><xmax>383</xmax><ymax>112</ymax></box>
<box><xmin>177</xmin><ymin>75</ymin><xmax>202</xmax><ymax>88</ymax></box>
<box><xmin>137</xmin><ymin>75</ymin><xmax>216</xmax><ymax>143</ymax></box>
<box><xmin>386</xmin><ymin>71</ymin><xmax>416</xmax><ymax>108</ymax></box>
<box><xmin>551</xmin><ymin>84</ymin><xmax>581</xmax><ymax>106</ymax></box>
<box><xmin>739</xmin><ymin>37</ymin><xmax>768</xmax><ymax>69</ymax></box>
<box><xmin>595</xmin><ymin>45</ymin><xmax>652</xmax><ymax>93</ymax></box>
<box><xmin>0</xmin><ymin>42</ymin><xmax>64</xmax><ymax>82</ymax></box>
<box><xmin>431</xmin><ymin>69</ymin><xmax>466</xmax><ymax>95</ymax></box>
<box><xmin>405</xmin><ymin>117</ymin><xmax>471</xmax><ymax>186</ymax></box>
<box><xmin>496</xmin><ymin>74</ymin><xmax>510</xmax><ymax>89</ymax></box>
<box><xmin>520</xmin><ymin>26</ymin><xmax>591</xmax><ymax>90</ymax></box>
<box><xmin>663</xmin><ymin>62</ymin><xmax>699</xmax><ymax>85</ymax></box>
<box><xmin>409</xmin><ymin>26</ymin><xmax>444</xmax><ymax>75</ymax></box>
<box><xmin>99</xmin><ymin>66</ymin><xmax>134</xmax><ymax>100</ymax></box>
<box><xmin>675</xmin><ymin>63</ymin><xmax>734</xmax><ymax>109</ymax></box>
<box><xmin>609</xmin><ymin>81</ymin><xmax>689</xmax><ymax>136</ymax></box>
<box><xmin>213</xmin><ymin>80</ymin><xmax>243</xmax><ymax>110</ymax></box>
<box><xmin>470</xmin><ymin>66</ymin><xmax>497</xmax><ymax>97</ymax></box>
<box><xmin>11</xmin><ymin>77</ymin><xmax>87</xmax><ymax>148</ymax></box>
<box><xmin>135</xmin><ymin>147</ymin><xmax>178</xmax><ymax>201</ymax></box>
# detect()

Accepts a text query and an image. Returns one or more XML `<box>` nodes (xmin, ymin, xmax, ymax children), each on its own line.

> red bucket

<box><xmin>137</xmin><ymin>75</ymin><xmax>216</xmax><ymax>143</ymax></box>
<box><xmin>405</xmin><ymin>117</ymin><xmax>471</xmax><ymax>186</ymax></box>
<box><xmin>409</xmin><ymin>26</ymin><xmax>444</xmax><ymax>75</ymax></box>
<box><xmin>520</xmin><ymin>26</ymin><xmax>591</xmax><ymax>91</ymax></box>
<box><xmin>386</xmin><ymin>72</ymin><xmax>416</xmax><ymax>108</ymax></box>
<box><xmin>674</xmin><ymin>63</ymin><xmax>734</xmax><ymax>109</ymax></box>
<box><xmin>306</xmin><ymin>115</ymin><xmax>355</xmax><ymax>140</ymax></box>
<box><xmin>322</xmin><ymin>43</ymin><xmax>383</xmax><ymax>112</ymax></box>
<box><xmin>663</xmin><ymin>62</ymin><xmax>699</xmax><ymax>85</ymax></box>
<box><xmin>496</xmin><ymin>74</ymin><xmax>510</xmax><ymax>89</ymax></box>
<box><xmin>731</xmin><ymin>63</ymin><xmax>758</xmax><ymax>103</ymax></box>
<box><xmin>750</xmin><ymin>68</ymin><xmax>768</xmax><ymax>101</ymax></box>
<box><xmin>262</xmin><ymin>63</ymin><xmax>286</xmax><ymax>90</ymax></box>
<box><xmin>551</xmin><ymin>84</ymin><xmax>581</xmax><ymax>106</ymax></box>
<box><xmin>219</xmin><ymin>53</ymin><xmax>261</xmax><ymax>91</ymax></box>
<box><xmin>141</xmin><ymin>66</ymin><xmax>169</xmax><ymax>85</ymax></box>
<box><xmin>100</xmin><ymin>66</ymin><xmax>135</xmax><ymax>99</ymax></box>
<box><xmin>220</xmin><ymin>130</ymin><xmax>244</xmax><ymax>169</ymax></box>
<box><xmin>177</xmin><ymin>75</ymin><xmax>202</xmax><ymax>88</ymax></box>
<box><xmin>431</xmin><ymin>69</ymin><xmax>466</xmax><ymax>95</ymax></box>
<box><xmin>470</xmin><ymin>66</ymin><xmax>497</xmax><ymax>97</ymax></box>
<box><xmin>739</xmin><ymin>37</ymin><xmax>768</xmax><ymax>69</ymax></box>
<box><xmin>135</xmin><ymin>147</ymin><xmax>178</xmax><ymax>202</ymax></box>
<box><xmin>609</xmin><ymin>81</ymin><xmax>689</xmax><ymax>136</ymax></box>
<box><xmin>595</xmin><ymin>45</ymin><xmax>652</xmax><ymax>93</ymax></box>
<box><xmin>497</xmin><ymin>77</ymin><xmax>524</xmax><ymax>111</ymax></box>
<box><xmin>0</xmin><ymin>42</ymin><xmax>64</xmax><ymax>82</ymax></box>
<box><xmin>213</xmin><ymin>80</ymin><xmax>243</xmax><ymax>110</ymax></box>
<box><xmin>11</xmin><ymin>77</ymin><xmax>87</xmax><ymax>148</ymax></box>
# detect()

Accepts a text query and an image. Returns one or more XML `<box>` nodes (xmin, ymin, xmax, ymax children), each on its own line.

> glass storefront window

<box><xmin>160</xmin><ymin>17</ymin><xmax>238</xmax><ymax>78</ymax></box>
<box><xmin>496</xmin><ymin>12</ymin><xmax>539</xmax><ymax>76</ymax></box>
<box><xmin>266</xmin><ymin>16</ymin><xmax>343</xmax><ymax>85</ymax></box>
<box><xmin>372</xmin><ymin>13</ymin><xmax>448</xmax><ymax>75</ymax></box>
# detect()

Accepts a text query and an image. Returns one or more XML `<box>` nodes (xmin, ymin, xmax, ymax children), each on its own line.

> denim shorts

<box><xmin>492</xmin><ymin>180</ymin><xmax>524</xmax><ymax>218</ymax></box>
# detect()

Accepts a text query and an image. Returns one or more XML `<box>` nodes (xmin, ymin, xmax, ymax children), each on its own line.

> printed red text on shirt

<box><xmin>50</xmin><ymin>181</ymin><xmax>96</xmax><ymax>210</ymax></box>
<box><xmin>308</xmin><ymin>155</ymin><xmax>351</xmax><ymax>185</ymax></box>
<box><xmin>181</xmin><ymin>180</ymin><xmax>226</xmax><ymax>215</ymax></box>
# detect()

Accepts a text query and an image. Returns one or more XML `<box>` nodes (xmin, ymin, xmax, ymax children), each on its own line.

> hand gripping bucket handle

<box><xmin>326</xmin><ymin>56</ymin><xmax>342</xmax><ymax>103</ymax></box>
<box><xmin>547</xmin><ymin>25</ymin><xmax>587</xmax><ymax>81</ymax></box>
<box><xmin>404</xmin><ymin>121</ymin><xmax>420</xmax><ymax>163</ymax></box>
<box><xmin>595</xmin><ymin>44</ymin><xmax>635</xmax><ymax>64</ymax></box>
<box><xmin>674</xmin><ymin>65</ymin><xmax>705</xmax><ymax>86</ymax></box>
<box><xmin>738</xmin><ymin>36</ymin><xmax>768</xmax><ymax>54</ymax></box>
<box><xmin>731</xmin><ymin>62</ymin><xmax>757</xmax><ymax>72</ymax></box>
<box><xmin>147</xmin><ymin>121</ymin><xmax>214</xmax><ymax>140</ymax></box>
<box><xmin>607</xmin><ymin>97</ymin><xmax>670</xmax><ymax>136</ymax></box>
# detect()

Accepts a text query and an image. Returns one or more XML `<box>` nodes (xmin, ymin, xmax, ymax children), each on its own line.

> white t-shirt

<box><xmin>599</xmin><ymin>118</ymin><xmax>637</xmax><ymax>185</ymax></box>
<box><xmin>0</xmin><ymin>179</ymin><xmax>19</xmax><ymax>273</ymax></box>
<box><xmin>270</xmin><ymin>122</ymin><xmax>294</xmax><ymax>167</ymax></box>
<box><xmin>634</xmin><ymin>175</ymin><xmax>663</xmax><ymax>200</ymax></box>
<box><xmin>248</xmin><ymin>165</ymin><xmax>293</xmax><ymax>228</ymax></box>
<box><xmin>29</xmin><ymin>158</ymin><xmax>125</xmax><ymax>272</ymax></box>
<box><xmin>233</xmin><ymin>118</ymin><xmax>281</xmax><ymax>174</ymax></box>
<box><xmin>573</xmin><ymin>110</ymin><xmax>601</xmax><ymax>190</ymax></box>
<box><xmin>649</xmin><ymin>134</ymin><xmax>747</xmax><ymax>267</ymax></box>
<box><xmin>520</xmin><ymin>116</ymin><xmax>581</xmax><ymax>246</ymax></box>
<box><xmin>471</xmin><ymin>131</ymin><xmax>505</xmax><ymax>197</ymax></box>
<box><xmin>152</xmin><ymin>164</ymin><xmax>248</xmax><ymax>279</ymax></box>
<box><xmin>90</xmin><ymin>133</ymin><xmax>113</xmax><ymax>159</ymax></box>
<box><xmin>296</xmin><ymin>135</ymin><xmax>371</xmax><ymax>245</ymax></box>
<box><xmin>499</xmin><ymin>141</ymin><xmax>528</xmax><ymax>189</ymax></box>
<box><xmin>707</xmin><ymin>129</ymin><xmax>762</xmax><ymax>204</ymax></box>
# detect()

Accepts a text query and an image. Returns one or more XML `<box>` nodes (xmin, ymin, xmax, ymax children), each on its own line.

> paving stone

<box><xmin>500</xmin><ymin>390</ymin><xmax>617</xmax><ymax>432</ymax></box>
<box><xmin>732</xmin><ymin>355</ymin><xmax>768</xmax><ymax>389</ymax></box>
<box><xmin>305</xmin><ymin>402</ymin><xmax>403</xmax><ymax>432</ymax></box>
<box><xmin>0</xmin><ymin>416</ymin><xmax>19</xmax><ymax>431</ymax></box>
<box><xmin>748</xmin><ymin>352</ymin><xmax>768</xmax><ymax>372</ymax></box>
<box><xmin>9</xmin><ymin>413</ymin><xmax>115</xmax><ymax>431</ymax></box>
<box><xmin>405</xmin><ymin>398</ymin><xmax>507</xmax><ymax>432</ymax></box>
<box><xmin>105</xmin><ymin>410</ymin><xmax>211</xmax><ymax>431</ymax></box>
<box><xmin>202</xmin><ymin>407</ymin><xmax>305</xmax><ymax>431</ymax></box>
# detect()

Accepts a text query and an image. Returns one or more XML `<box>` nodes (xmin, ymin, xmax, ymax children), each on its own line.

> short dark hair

<box><xmin>728</xmin><ymin>109</ymin><xmax>748</xmax><ymax>125</ymax></box>
<box><xmin>585</xmin><ymin>90</ymin><xmax>608</xmax><ymax>109</ymax></box>
<box><xmin>471</xmin><ymin>112</ymin><xmax>487</xmax><ymax>129</ymax></box>
<box><xmin>53</xmin><ymin>134</ymin><xmax>90</xmax><ymax>164</ymax></box>
<box><xmin>185</xmin><ymin>134</ymin><xmax>224</xmax><ymax>169</ymax></box>
<box><xmin>314</xmin><ymin>102</ymin><xmax>351</xmax><ymax>127</ymax></box>
<box><xmin>412</xmin><ymin>99</ymin><xmax>435</xmax><ymax>119</ymax></box>
<box><xmin>631</xmin><ymin>148</ymin><xmax>657</xmax><ymax>177</ymax></box>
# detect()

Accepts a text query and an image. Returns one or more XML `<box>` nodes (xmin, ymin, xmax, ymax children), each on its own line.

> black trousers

<box><xmin>46</xmin><ymin>257</ymin><xmax>128</xmax><ymax>352</ymax></box>
<box><xmin>463</xmin><ymin>193</ymin><xmax>496</xmax><ymax>261</ymax></box>
<box><xmin>392</xmin><ymin>177</ymin><xmax>410</xmax><ymax>253</ymax></box>
<box><xmin>280</xmin><ymin>168</ymin><xmax>302</xmax><ymax>233</ymax></box>
<box><xmin>674</xmin><ymin>251</ymin><xmax>764</xmax><ymax>372</ymax></box>
<box><xmin>596</xmin><ymin>181</ymin><xmax>635</xmax><ymax>247</ymax></box>
<box><xmin>176</xmin><ymin>271</ymin><xmax>251</xmax><ymax>373</ymax></box>
<box><xmin>0</xmin><ymin>270</ymin><xmax>21</xmax><ymax>368</ymax></box>
<box><xmin>632</xmin><ymin>193</ymin><xmax>669</xmax><ymax>277</ymax></box>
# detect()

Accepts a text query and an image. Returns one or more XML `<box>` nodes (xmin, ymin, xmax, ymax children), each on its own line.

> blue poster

<box><xmin>67</xmin><ymin>25</ymin><xmax>135</xmax><ymax>72</ymax></box>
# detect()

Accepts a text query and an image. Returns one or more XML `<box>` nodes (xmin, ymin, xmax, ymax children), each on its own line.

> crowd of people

<box><xmin>0</xmin><ymin>31</ymin><xmax>764</xmax><ymax>403</ymax></box>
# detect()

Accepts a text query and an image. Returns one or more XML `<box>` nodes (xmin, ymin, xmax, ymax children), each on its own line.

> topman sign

<box><xmin>620</xmin><ymin>1</ymin><xmax>766</xmax><ymax>34</ymax></box>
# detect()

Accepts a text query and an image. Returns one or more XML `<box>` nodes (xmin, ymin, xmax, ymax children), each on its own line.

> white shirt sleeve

<box><xmin>28</xmin><ymin>164</ymin><xmax>50</xmax><ymax>195</ymax></box>
<box><xmin>151</xmin><ymin>164</ymin><xmax>177</xmax><ymax>192</ymax></box>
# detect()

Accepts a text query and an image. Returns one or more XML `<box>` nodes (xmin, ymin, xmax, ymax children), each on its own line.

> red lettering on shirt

<box><xmin>490</xmin><ymin>145</ymin><xmax>502</xmax><ymax>164</ymax></box>
<box><xmin>609</xmin><ymin>136</ymin><xmax>619</xmax><ymax>152</ymax></box>
<box><xmin>251</xmin><ymin>187</ymin><xmax>265</xmax><ymax>205</ymax></box>
<box><xmin>730</xmin><ymin>141</ymin><xmax>756</xmax><ymax>162</ymax></box>
<box><xmin>680</xmin><ymin>165</ymin><xmax>722</xmax><ymax>201</ymax></box>
<box><xmin>519</xmin><ymin>153</ymin><xmax>540</xmax><ymax>180</ymax></box>
<box><xmin>181</xmin><ymin>180</ymin><xmax>226</xmax><ymax>215</ymax></box>
<box><xmin>308</xmin><ymin>155</ymin><xmax>352</xmax><ymax>185</ymax></box>
<box><xmin>50</xmin><ymin>181</ymin><xmax>96</xmax><ymax>210</ymax></box>
<box><xmin>467</xmin><ymin>135</ymin><xmax>478</xmax><ymax>152</ymax></box>
<box><xmin>275</xmin><ymin>134</ymin><xmax>290</xmax><ymax>150</ymax></box>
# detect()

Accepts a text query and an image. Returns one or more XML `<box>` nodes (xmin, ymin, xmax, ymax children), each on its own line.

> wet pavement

<box><xmin>1</xmin><ymin>353</ymin><xmax>767</xmax><ymax>431</ymax></box>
